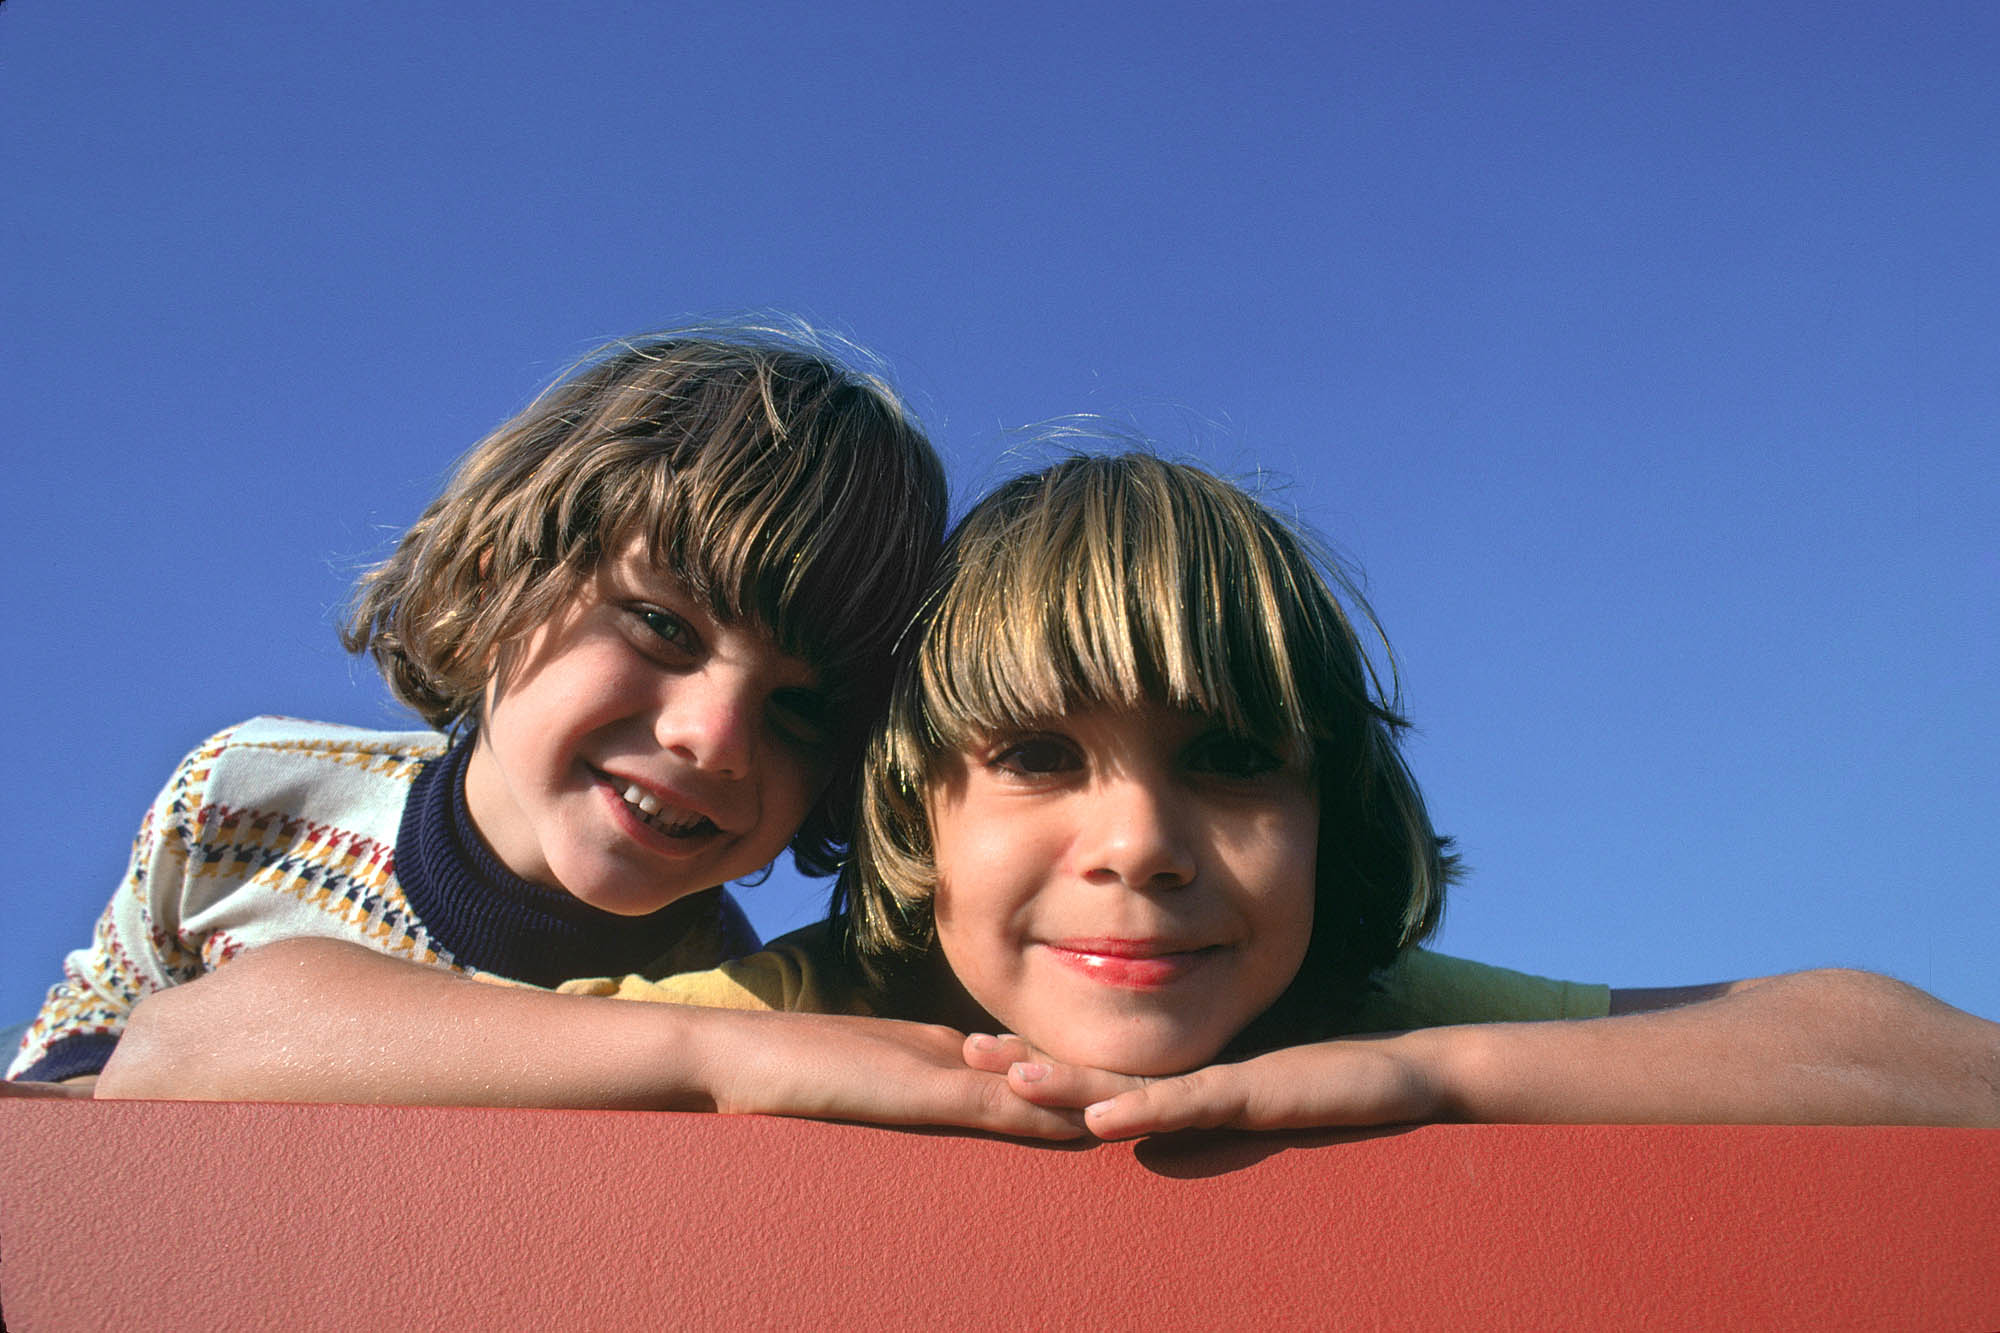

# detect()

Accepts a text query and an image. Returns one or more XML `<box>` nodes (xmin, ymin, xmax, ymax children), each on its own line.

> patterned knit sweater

<box><xmin>7</xmin><ymin>716</ymin><xmax>758</xmax><ymax>1083</ymax></box>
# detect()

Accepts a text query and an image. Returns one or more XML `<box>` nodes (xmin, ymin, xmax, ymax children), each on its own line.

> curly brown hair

<box><xmin>343</xmin><ymin>324</ymin><xmax>948</xmax><ymax>875</ymax></box>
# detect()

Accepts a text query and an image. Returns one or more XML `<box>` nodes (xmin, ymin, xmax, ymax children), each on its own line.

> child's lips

<box><xmin>1040</xmin><ymin>939</ymin><xmax>1220</xmax><ymax>989</ymax></box>
<box><xmin>597</xmin><ymin>770</ymin><xmax>725</xmax><ymax>842</ymax></box>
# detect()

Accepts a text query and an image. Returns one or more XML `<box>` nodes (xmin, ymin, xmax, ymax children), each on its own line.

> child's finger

<box><xmin>964</xmin><ymin>1086</ymin><xmax>1091</xmax><ymax>1139</ymax></box>
<box><xmin>965</xmin><ymin>1077</ymin><xmax>1091</xmax><ymax>1140</ymax></box>
<box><xmin>1004</xmin><ymin>1057</ymin><xmax>1145</xmax><ymax>1110</ymax></box>
<box><xmin>1081</xmin><ymin>1067</ymin><xmax>1249</xmax><ymax>1140</ymax></box>
<box><xmin>962</xmin><ymin>1031</ymin><xmax>1037</xmax><ymax>1073</ymax></box>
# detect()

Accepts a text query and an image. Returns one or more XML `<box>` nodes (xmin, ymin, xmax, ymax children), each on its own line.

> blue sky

<box><xmin>3</xmin><ymin>3</ymin><xmax>1993</xmax><ymax>1028</ymax></box>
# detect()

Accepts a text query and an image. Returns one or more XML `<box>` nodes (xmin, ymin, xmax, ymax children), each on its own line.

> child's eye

<box><xmin>636</xmin><ymin>608</ymin><xmax>697</xmax><ymax>654</ymax></box>
<box><xmin>990</xmin><ymin>735</ymin><xmax>1082</xmax><ymax>777</ymax></box>
<box><xmin>1185</xmin><ymin>732</ymin><xmax>1284</xmax><ymax>779</ymax></box>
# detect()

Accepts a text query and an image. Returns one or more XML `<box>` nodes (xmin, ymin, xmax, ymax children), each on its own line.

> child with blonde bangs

<box><xmin>7</xmin><ymin>325</ymin><xmax>947</xmax><ymax>1090</ymax></box>
<box><xmin>95</xmin><ymin>454</ymin><xmax>1999</xmax><ymax>1135</ymax></box>
<box><xmin>826</xmin><ymin>451</ymin><xmax>1467</xmax><ymax>1064</ymax></box>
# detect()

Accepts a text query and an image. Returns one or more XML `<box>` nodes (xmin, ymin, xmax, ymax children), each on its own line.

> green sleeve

<box><xmin>1343</xmin><ymin>949</ymin><xmax>1612</xmax><ymax>1033</ymax></box>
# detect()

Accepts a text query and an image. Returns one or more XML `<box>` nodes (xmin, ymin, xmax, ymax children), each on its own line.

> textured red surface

<box><xmin>3</xmin><ymin>1100</ymin><xmax>1996</xmax><ymax>1331</ymax></box>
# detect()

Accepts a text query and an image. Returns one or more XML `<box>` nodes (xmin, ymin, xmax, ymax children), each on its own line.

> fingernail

<box><xmin>1012</xmin><ymin>1062</ymin><xmax>1048</xmax><ymax>1084</ymax></box>
<box><xmin>968</xmin><ymin>1034</ymin><xmax>997</xmax><ymax>1050</ymax></box>
<box><xmin>1085</xmin><ymin>1100</ymin><xmax>1113</xmax><ymax>1117</ymax></box>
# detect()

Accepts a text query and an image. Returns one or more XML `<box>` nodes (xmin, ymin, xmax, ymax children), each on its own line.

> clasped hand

<box><xmin>958</xmin><ymin>1030</ymin><xmax>1450</xmax><ymax>1140</ymax></box>
<box><xmin>722</xmin><ymin>1014</ymin><xmax>1448</xmax><ymax>1142</ymax></box>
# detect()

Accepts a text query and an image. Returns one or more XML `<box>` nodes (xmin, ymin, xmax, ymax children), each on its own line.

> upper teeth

<box><xmin>620</xmin><ymin>783</ymin><xmax>710</xmax><ymax>836</ymax></box>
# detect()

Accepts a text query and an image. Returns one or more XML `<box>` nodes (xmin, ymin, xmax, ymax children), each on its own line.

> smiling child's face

<box><xmin>927</xmin><ymin>702</ymin><xmax>1318</xmax><ymax>1076</ymax></box>
<box><xmin>463</xmin><ymin>537</ymin><xmax>833</xmax><ymax>914</ymax></box>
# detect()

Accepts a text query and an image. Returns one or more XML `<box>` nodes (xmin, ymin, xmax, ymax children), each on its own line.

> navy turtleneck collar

<box><xmin>394</xmin><ymin>738</ymin><xmax>758</xmax><ymax>988</ymax></box>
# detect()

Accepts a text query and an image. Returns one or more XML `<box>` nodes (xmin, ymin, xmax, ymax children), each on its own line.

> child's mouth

<box><xmin>1042</xmin><ymin>941</ymin><xmax>1220</xmax><ymax>989</ymax></box>
<box><xmin>618</xmin><ymin>782</ymin><xmax>717</xmax><ymax>839</ymax></box>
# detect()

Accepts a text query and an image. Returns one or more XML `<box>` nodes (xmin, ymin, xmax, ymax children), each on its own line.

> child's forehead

<box><xmin>595</xmin><ymin>533</ymin><xmax>682</xmax><ymax>586</ymax></box>
<box><xmin>590</xmin><ymin>535</ymin><xmax>696</xmax><ymax>602</ymax></box>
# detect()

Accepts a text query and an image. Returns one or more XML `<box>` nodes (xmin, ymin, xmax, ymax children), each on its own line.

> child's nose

<box><xmin>654</xmin><ymin>668</ymin><xmax>756</xmax><ymax>779</ymax></box>
<box><xmin>1080</xmin><ymin>777</ymin><xmax>1196</xmax><ymax>891</ymax></box>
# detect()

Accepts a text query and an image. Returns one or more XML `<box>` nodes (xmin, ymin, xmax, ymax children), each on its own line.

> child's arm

<box><xmin>93</xmin><ymin>938</ymin><xmax>1087</xmax><ymax>1139</ymax></box>
<box><xmin>965</xmin><ymin>969</ymin><xmax>2000</xmax><ymax>1138</ymax></box>
<box><xmin>5</xmin><ymin>740</ymin><xmax>227</xmax><ymax>1085</ymax></box>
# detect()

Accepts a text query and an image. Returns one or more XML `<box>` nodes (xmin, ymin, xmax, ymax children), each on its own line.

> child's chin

<box><xmin>1040</xmin><ymin>1028</ymin><xmax>1225</xmax><ymax>1079</ymax></box>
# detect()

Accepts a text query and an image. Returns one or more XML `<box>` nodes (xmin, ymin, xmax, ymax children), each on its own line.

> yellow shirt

<box><xmin>561</xmin><ymin>924</ymin><xmax>1610</xmax><ymax>1031</ymax></box>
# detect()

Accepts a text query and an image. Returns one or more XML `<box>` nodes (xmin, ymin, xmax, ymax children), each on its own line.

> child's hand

<box><xmin>698</xmin><ymin>1012</ymin><xmax>1090</xmax><ymax>1140</ymax></box>
<box><xmin>0</xmin><ymin>1078</ymin><xmax>95</xmax><ymax>1100</ymax></box>
<box><xmin>964</xmin><ymin>1031</ymin><xmax>1451</xmax><ymax>1140</ymax></box>
<box><xmin>963</xmin><ymin>1031</ymin><xmax>1150</xmax><ymax>1110</ymax></box>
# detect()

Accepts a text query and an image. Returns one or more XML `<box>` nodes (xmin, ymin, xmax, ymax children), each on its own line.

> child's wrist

<box><xmin>651</xmin><ymin>1002</ymin><xmax>747</xmax><ymax>1113</ymax></box>
<box><xmin>1392</xmin><ymin>1024</ymin><xmax>1478</xmax><ymax>1123</ymax></box>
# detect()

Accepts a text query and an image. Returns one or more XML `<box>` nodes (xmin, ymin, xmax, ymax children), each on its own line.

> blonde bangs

<box><xmin>912</xmin><ymin>455</ymin><xmax>1330</xmax><ymax>754</ymax></box>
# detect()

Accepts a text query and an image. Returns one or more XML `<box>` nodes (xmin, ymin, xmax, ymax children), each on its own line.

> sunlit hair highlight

<box><xmin>840</xmin><ymin>451</ymin><xmax>1453</xmax><ymax>1036</ymax></box>
<box><xmin>343</xmin><ymin>323</ymin><xmax>948</xmax><ymax>875</ymax></box>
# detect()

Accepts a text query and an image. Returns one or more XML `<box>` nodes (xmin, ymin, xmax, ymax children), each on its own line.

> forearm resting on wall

<box><xmin>95</xmin><ymin>939</ymin><xmax>728</xmax><ymax>1109</ymax></box>
<box><xmin>93</xmin><ymin>939</ymin><xmax>1087</xmax><ymax>1138</ymax></box>
<box><xmin>1426</xmin><ymin>968</ymin><xmax>2000</xmax><ymax>1127</ymax></box>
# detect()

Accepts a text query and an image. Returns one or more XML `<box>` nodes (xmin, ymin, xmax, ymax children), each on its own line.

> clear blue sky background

<box><xmin>3</xmin><ymin>3</ymin><xmax>1993</xmax><ymax>1030</ymax></box>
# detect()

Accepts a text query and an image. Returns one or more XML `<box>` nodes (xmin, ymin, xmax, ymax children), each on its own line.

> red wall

<box><xmin>3</xmin><ymin>1100</ymin><xmax>1996</xmax><ymax>1330</ymax></box>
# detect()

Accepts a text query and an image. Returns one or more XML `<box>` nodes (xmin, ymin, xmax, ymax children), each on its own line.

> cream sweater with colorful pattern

<box><xmin>9</xmin><ymin>716</ymin><xmax>755</xmax><ymax>1082</ymax></box>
